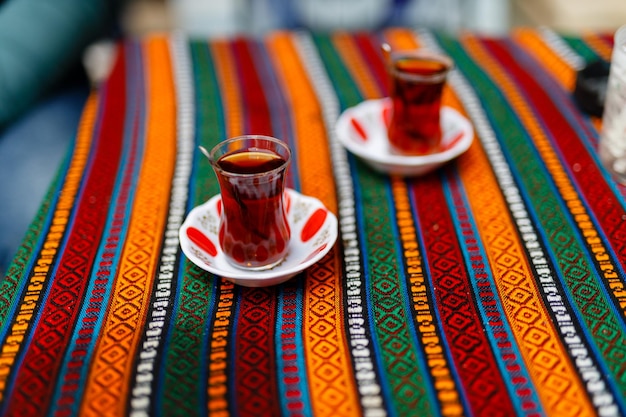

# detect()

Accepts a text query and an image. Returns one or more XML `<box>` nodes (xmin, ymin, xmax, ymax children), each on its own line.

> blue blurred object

<box><xmin>0</xmin><ymin>83</ymin><xmax>88</xmax><ymax>274</ymax></box>
<box><xmin>0</xmin><ymin>0</ymin><xmax>119</xmax><ymax>274</ymax></box>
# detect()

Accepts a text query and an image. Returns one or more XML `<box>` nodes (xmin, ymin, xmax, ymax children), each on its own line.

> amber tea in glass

<box><xmin>388</xmin><ymin>50</ymin><xmax>452</xmax><ymax>155</ymax></box>
<box><xmin>208</xmin><ymin>135</ymin><xmax>291</xmax><ymax>270</ymax></box>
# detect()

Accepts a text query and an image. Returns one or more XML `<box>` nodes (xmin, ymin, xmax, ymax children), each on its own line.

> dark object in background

<box><xmin>574</xmin><ymin>60</ymin><xmax>610</xmax><ymax>117</ymax></box>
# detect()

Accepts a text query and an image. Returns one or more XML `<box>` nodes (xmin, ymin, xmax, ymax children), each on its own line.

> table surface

<box><xmin>0</xmin><ymin>27</ymin><xmax>625</xmax><ymax>417</ymax></box>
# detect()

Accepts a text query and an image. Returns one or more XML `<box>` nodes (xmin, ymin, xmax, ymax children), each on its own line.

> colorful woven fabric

<box><xmin>0</xmin><ymin>28</ymin><xmax>625</xmax><ymax>416</ymax></box>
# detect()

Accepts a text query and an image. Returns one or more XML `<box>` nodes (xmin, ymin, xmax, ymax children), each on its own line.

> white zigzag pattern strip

<box><xmin>129</xmin><ymin>32</ymin><xmax>195</xmax><ymax>417</ymax></box>
<box><xmin>538</xmin><ymin>27</ymin><xmax>586</xmax><ymax>70</ymax></box>
<box><xmin>415</xmin><ymin>29</ymin><xmax>620</xmax><ymax>416</ymax></box>
<box><xmin>292</xmin><ymin>32</ymin><xmax>387</xmax><ymax>417</ymax></box>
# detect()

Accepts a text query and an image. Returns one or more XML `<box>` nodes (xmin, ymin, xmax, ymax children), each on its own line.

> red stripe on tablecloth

<box><xmin>232</xmin><ymin>38</ymin><xmax>281</xmax><ymax>417</ymax></box>
<box><xmin>411</xmin><ymin>175</ymin><xmax>516</xmax><ymax>416</ymax></box>
<box><xmin>353</xmin><ymin>32</ymin><xmax>390</xmax><ymax>96</ymax></box>
<box><xmin>482</xmin><ymin>39</ymin><xmax>626</xmax><ymax>274</ymax></box>
<box><xmin>4</xmin><ymin>45</ymin><xmax>127</xmax><ymax>416</ymax></box>
<box><xmin>233</xmin><ymin>38</ymin><xmax>273</xmax><ymax>136</ymax></box>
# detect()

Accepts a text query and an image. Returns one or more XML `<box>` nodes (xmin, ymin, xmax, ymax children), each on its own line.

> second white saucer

<box><xmin>336</xmin><ymin>98</ymin><xmax>474</xmax><ymax>176</ymax></box>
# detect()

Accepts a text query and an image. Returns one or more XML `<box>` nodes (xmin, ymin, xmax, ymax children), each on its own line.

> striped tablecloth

<box><xmin>1</xmin><ymin>28</ymin><xmax>625</xmax><ymax>417</ymax></box>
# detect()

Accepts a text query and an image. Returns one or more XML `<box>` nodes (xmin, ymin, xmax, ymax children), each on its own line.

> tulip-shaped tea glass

<box><xmin>208</xmin><ymin>135</ymin><xmax>291</xmax><ymax>270</ymax></box>
<box><xmin>387</xmin><ymin>49</ymin><xmax>453</xmax><ymax>155</ymax></box>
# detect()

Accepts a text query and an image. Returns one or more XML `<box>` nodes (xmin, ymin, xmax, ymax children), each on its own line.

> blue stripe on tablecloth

<box><xmin>0</xmin><ymin>139</ymin><xmax>78</xmax><ymax>417</ymax></box>
<box><xmin>275</xmin><ymin>281</ymin><xmax>311</xmax><ymax>416</ymax></box>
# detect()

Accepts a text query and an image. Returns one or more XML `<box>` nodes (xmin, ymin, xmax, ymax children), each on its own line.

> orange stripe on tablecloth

<box><xmin>265</xmin><ymin>32</ymin><xmax>359</xmax><ymax>416</ymax></box>
<box><xmin>461</xmin><ymin>35</ymin><xmax>595</xmax><ymax>416</ymax></box>
<box><xmin>0</xmin><ymin>93</ymin><xmax>98</xmax><ymax>401</ymax></box>
<box><xmin>383</xmin><ymin>27</ymin><xmax>423</xmax><ymax>51</ymax></box>
<box><xmin>79</xmin><ymin>36</ymin><xmax>176</xmax><ymax>417</ymax></box>
<box><xmin>266</xmin><ymin>32</ymin><xmax>337</xmax><ymax>209</ymax></box>
<box><xmin>211</xmin><ymin>40</ymin><xmax>243</xmax><ymax>139</ymax></box>
<box><xmin>203</xmin><ymin>39</ymin><xmax>244</xmax><ymax>417</ymax></box>
<box><xmin>512</xmin><ymin>28</ymin><xmax>578</xmax><ymax>90</ymax></box>
<box><xmin>582</xmin><ymin>31</ymin><xmax>614</xmax><ymax>61</ymax></box>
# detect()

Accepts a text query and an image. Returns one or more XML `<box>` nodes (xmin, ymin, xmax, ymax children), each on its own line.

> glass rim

<box><xmin>389</xmin><ymin>50</ymin><xmax>453</xmax><ymax>83</ymax></box>
<box><xmin>208</xmin><ymin>135</ymin><xmax>291</xmax><ymax>177</ymax></box>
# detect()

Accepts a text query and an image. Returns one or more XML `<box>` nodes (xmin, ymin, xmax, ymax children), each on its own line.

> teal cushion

<box><xmin>0</xmin><ymin>0</ymin><xmax>116</xmax><ymax>127</ymax></box>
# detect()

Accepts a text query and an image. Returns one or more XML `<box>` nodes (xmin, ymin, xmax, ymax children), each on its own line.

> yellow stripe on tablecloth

<box><xmin>460</xmin><ymin>35</ymin><xmax>595</xmax><ymax>417</ymax></box>
<box><xmin>265</xmin><ymin>32</ymin><xmax>360</xmax><ymax>417</ymax></box>
<box><xmin>211</xmin><ymin>40</ymin><xmax>243</xmax><ymax>139</ymax></box>
<box><xmin>512</xmin><ymin>28</ymin><xmax>578</xmax><ymax>90</ymax></box>
<box><xmin>0</xmin><ymin>93</ymin><xmax>98</xmax><ymax>402</ymax></box>
<box><xmin>79</xmin><ymin>36</ymin><xmax>177</xmax><ymax>417</ymax></box>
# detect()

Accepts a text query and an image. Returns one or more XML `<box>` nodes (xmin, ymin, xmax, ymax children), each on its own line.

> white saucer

<box><xmin>336</xmin><ymin>98</ymin><xmax>474</xmax><ymax>176</ymax></box>
<box><xmin>179</xmin><ymin>188</ymin><xmax>338</xmax><ymax>287</ymax></box>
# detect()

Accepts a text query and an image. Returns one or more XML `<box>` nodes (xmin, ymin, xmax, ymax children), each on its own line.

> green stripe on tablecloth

<box><xmin>161</xmin><ymin>40</ymin><xmax>222</xmax><ymax>417</ymax></box>
<box><xmin>560</xmin><ymin>35</ymin><xmax>604</xmax><ymax>63</ymax></box>
<box><xmin>0</xmin><ymin>159</ymin><xmax>64</xmax><ymax>323</ymax></box>
<box><xmin>312</xmin><ymin>33</ymin><xmax>435</xmax><ymax>416</ymax></box>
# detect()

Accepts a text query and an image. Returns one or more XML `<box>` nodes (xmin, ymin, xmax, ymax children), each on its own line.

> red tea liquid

<box><xmin>216</xmin><ymin>150</ymin><xmax>290</xmax><ymax>269</ymax></box>
<box><xmin>388</xmin><ymin>54</ymin><xmax>450</xmax><ymax>155</ymax></box>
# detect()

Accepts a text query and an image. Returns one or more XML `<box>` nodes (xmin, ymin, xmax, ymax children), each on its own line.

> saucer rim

<box><xmin>336</xmin><ymin>98</ymin><xmax>474</xmax><ymax>173</ymax></box>
<box><xmin>179</xmin><ymin>188</ymin><xmax>338</xmax><ymax>285</ymax></box>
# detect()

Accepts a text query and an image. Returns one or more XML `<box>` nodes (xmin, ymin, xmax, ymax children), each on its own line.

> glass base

<box><xmin>225</xmin><ymin>254</ymin><xmax>287</xmax><ymax>272</ymax></box>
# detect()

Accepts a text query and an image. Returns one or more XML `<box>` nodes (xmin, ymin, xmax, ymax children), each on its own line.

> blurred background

<box><xmin>120</xmin><ymin>0</ymin><xmax>626</xmax><ymax>38</ymax></box>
